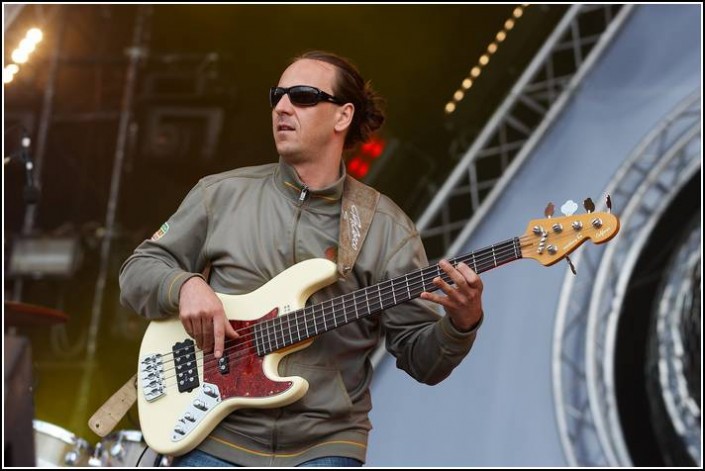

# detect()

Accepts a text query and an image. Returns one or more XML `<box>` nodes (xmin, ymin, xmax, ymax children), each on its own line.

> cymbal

<box><xmin>4</xmin><ymin>301</ymin><xmax>69</xmax><ymax>328</ymax></box>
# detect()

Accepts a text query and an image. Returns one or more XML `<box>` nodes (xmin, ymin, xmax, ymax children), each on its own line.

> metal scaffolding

<box><xmin>415</xmin><ymin>4</ymin><xmax>633</xmax><ymax>262</ymax></box>
<box><xmin>553</xmin><ymin>91</ymin><xmax>701</xmax><ymax>466</ymax></box>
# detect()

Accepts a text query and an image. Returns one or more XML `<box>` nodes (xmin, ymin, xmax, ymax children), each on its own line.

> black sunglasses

<box><xmin>269</xmin><ymin>85</ymin><xmax>344</xmax><ymax>108</ymax></box>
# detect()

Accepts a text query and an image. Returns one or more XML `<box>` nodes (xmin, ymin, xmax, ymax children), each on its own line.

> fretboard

<box><xmin>254</xmin><ymin>237</ymin><xmax>522</xmax><ymax>355</ymax></box>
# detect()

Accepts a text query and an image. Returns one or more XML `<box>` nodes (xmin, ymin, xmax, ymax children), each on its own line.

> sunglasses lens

<box><xmin>270</xmin><ymin>86</ymin><xmax>335</xmax><ymax>108</ymax></box>
<box><xmin>289</xmin><ymin>87</ymin><xmax>319</xmax><ymax>106</ymax></box>
<box><xmin>270</xmin><ymin>88</ymin><xmax>285</xmax><ymax>107</ymax></box>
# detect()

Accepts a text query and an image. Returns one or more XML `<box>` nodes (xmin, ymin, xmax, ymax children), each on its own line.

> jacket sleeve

<box><xmin>119</xmin><ymin>181</ymin><xmax>210</xmax><ymax>319</ymax></box>
<box><xmin>381</xmin><ymin>230</ymin><xmax>481</xmax><ymax>385</ymax></box>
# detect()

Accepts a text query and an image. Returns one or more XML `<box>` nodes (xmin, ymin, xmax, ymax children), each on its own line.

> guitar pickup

<box><xmin>173</xmin><ymin>339</ymin><xmax>199</xmax><ymax>393</ymax></box>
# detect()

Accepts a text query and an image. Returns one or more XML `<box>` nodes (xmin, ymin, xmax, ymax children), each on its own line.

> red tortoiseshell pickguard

<box><xmin>202</xmin><ymin>308</ymin><xmax>293</xmax><ymax>399</ymax></box>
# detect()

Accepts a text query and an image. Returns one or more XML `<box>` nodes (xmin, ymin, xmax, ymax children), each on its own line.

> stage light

<box><xmin>5</xmin><ymin>27</ymin><xmax>44</xmax><ymax>86</ymax></box>
<box><xmin>27</xmin><ymin>28</ymin><xmax>43</xmax><ymax>43</ymax></box>
<box><xmin>19</xmin><ymin>38</ymin><xmax>36</xmax><ymax>54</ymax></box>
<box><xmin>347</xmin><ymin>138</ymin><xmax>386</xmax><ymax>179</ymax></box>
<box><xmin>11</xmin><ymin>49</ymin><xmax>29</xmax><ymax>64</ymax></box>
<box><xmin>444</xmin><ymin>5</ymin><xmax>529</xmax><ymax>114</ymax></box>
<box><xmin>2</xmin><ymin>64</ymin><xmax>20</xmax><ymax>83</ymax></box>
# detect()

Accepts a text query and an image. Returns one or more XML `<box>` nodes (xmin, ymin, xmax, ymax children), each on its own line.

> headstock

<box><xmin>520</xmin><ymin>197</ymin><xmax>620</xmax><ymax>267</ymax></box>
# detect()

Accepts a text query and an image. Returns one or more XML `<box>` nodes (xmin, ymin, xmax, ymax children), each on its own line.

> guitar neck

<box><xmin>255</xmin><ymin>237</ymin><xmax>522</xmax><ymax>355</ymax></box>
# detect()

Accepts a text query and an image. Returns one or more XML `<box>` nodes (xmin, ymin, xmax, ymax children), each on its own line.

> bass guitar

<box><xmin>137</xmin><ymin>201</ymin><xmax>619</xmax><ymax>455</ymax></box>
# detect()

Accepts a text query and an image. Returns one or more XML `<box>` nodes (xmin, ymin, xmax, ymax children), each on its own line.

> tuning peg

<box><xmin>544</xmin><ymin>202</ymin><xmax>555</xmax><ymax>218</ymax></box>
<box><xmin>583</xmin><ymin>197</ymin><xmax>595</xmax><ymax>213</ymax></box>
<box><xmin>565</xmin><ymin>255</ymin><xmax>577</xmax><ymax>275</ymax></box>
<box><xmin>605</xmin><ymin>194</ymin><xmax>612</xmax><ymax>213</ymax></box>
<box><xmin>560</xmin><ymin>200</ymin><xmax>578</xmax><ymax>216</ymax></box>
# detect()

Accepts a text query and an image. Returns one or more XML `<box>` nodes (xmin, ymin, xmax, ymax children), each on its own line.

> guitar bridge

<box><xmin>139</xmin><ymin>353</ymin><xmax>165</xmax><ymax>402</ymax></box>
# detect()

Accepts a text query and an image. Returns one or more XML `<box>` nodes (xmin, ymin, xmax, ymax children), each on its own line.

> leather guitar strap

<box><xmin>337</xmin><ymin>175</ymin><xmax>380</xmax><ymax>279</ymax></box>
<box><xmin>88</xmin><ymin>373</ymin><xmax>137</xmax><ymax>437</ymax></box>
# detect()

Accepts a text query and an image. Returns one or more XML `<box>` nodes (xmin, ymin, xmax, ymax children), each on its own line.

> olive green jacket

<box><xmin>119</xmin><ymin>159</ymin><xmax>480</xmax><ymax>466</ymax></box>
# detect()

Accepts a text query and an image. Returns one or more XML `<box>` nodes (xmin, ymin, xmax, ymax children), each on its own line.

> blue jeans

<box><xmin>172</xmin><ymin>449</ymin><xmax>363</xmax><ymax>467</ymax></box>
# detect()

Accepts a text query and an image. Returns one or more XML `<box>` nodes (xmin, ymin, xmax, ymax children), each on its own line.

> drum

<box><xmin>94</xmin><ymin>430</ymin><xmax>171</xmax><ymax>467</ymax></box>
<box><xmin>33</xmin><ymin>420</ymin><xmax>92</xmax><ymax>467</ymax></box>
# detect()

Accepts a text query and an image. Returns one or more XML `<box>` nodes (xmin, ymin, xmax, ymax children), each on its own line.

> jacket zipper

<box><xmin>292</xmin><ymin>185</ymin><xmax>309</xmax><ymax>264</ymax></box>
<box><xmin>270</xmin><ymin>407</ymin><xmax>283</xmax><ymax>466</ymax></box>
<box><xmin>298</xmin><ymin>185</ymin><xmax>309</xmax><ymax>205</ymax></box>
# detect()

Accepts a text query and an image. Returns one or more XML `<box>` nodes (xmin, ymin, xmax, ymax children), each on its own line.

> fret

<box><xmin>342</xmin><ymin>294</ymin><xmax>349</xmax><ymax>324</ymax></box>
<box><xmin>258</xmin><ymin>327</ymin><xmax>265</xmax><ymax>356</ymax></box>
<box><xmin>321</xmin><ymin>302</ymin><xmax>327</xmax><ymax>332</ymax></box>
<box><xmin>272</xmin><ymin>319</ymin><xmax>278</xmax><ymax>348</ymax></box>
<box><xmin>330</xmin><ymin>300</ymin><xmax>338</xmax><ymax>328</ymax></box>
<box><xmin>270</xmin><ymin>324</ymin><xmax>276</xmax><ymax>351</ymax></box>
<box><xmin>286</xmin><ymin>314</ymin><xmax>292</xmax><ymax>346</ymax></box>
<box><xmin>382</xmin><ymin>280</ymin><xmax>393</xmax><ymax>310</ymax></box>
<box><xmin>265</xmin><ymin>320</ymin><xmax>273</xmax><ymax>352</ymax></box>
<box><xmin>279</xmin><ymin>317</ymin><xmax>285</xmax><ymax>349</ymax></box>
<box><xmin>471</xmin><ymin>252</ymin><xmax>477</xmax><ymax>272</ymax></box>
<box><xmin>491</xmin><ymin>244</ymin><xmax>497</xmax><ymax>268</ymax></box>
<box><xmin>253</xmin><ymin>325</ymin><xmax>262</xmax><ymax>356</ymax></box>
<box><xmin>294</xmin><ymin>312</ymin><xmax>301</xmax><ymax>344</ymax></box>
<box><xmin>304</xmin><ymin>308</ymin><xmax>310</xmax><ymax>338</ymax></box>
<box><xmin>273</xmin><ymin>320</ymin><xmax>281</xmax><ymax>351</ymax></box>
<box><xmin>312</xmin><ymin>305</ymin><xmax>319</xmax><ymax>335</ymax></box>
<box><xmin>364</xmin><ymin>288</ymin><xmax>371</xmax><ymax>318</ymax></box>
<box><xmin>405</xmin><ymin>275</ymin><xmax>411</xmax><ymax>300</ymax></box>
<box><xmin>353</xmin><ymin>292</ymin><xmax>359</xmax><ymax>320</ymax></box>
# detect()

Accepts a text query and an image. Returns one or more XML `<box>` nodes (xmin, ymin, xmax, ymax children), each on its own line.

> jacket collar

<box><xmin>275</xmin><ymin>157</ymin><xmax>346</xmax><ymax>211</ymax></box>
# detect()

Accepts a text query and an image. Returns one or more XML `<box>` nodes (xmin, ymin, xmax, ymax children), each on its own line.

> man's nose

<box><xmin>273</xmin><ymin>93</ymin><xmax>294</xmax><ymax>113</ymax></box>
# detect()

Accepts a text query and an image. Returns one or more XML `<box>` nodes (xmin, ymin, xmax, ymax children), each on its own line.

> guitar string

<box><xmin>148</xmin><ymin>240</ymin><xmax>524</xmax><ymax>392</ymax></box>
<box><xmin>144</xmin><ymin>217</ymin><xmax>608</xmax><ymax>391</ymax></box>
<box><xmin>150</xmin><ymin>239</ymin><xmax>530</xmax><ymax>389</ymax></box>
<box><xmin>152</xmin><ymin>250</ymin><xmax>521</xmax><ymax>395</ymax></box>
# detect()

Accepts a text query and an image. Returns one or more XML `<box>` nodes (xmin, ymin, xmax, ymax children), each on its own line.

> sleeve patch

<box><xmin>151</xmin><ymin>222</ymin><xmax>170</xmax><ymax>241</ymax></box>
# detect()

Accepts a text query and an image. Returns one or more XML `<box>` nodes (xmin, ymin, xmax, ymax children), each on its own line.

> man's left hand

<box><xmin>420</xmin><ymin>259</ymin><xmax>483</xmax><ymax>331</ymax></box>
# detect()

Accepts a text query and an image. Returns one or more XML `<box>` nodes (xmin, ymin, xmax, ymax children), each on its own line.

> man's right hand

<box><xmin>178</xmin><ymin>276</ymin><xmax>239</xmax><ymax>358</ymax></box>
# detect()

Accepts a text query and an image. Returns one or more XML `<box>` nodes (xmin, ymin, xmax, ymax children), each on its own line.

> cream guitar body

<box><xmin>137</xmin><ymin>258</ymin><xmax>338</xmax><ymax>456</ymax></box>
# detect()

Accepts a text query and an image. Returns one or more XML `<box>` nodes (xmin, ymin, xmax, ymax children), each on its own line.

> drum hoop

<box><xmin>109</xmin><ymin>430</ymin><xmax>143</xmax><ymax>442</ymax></box>
<box><xmin>33</xmin><ymin>420</ymin><xmax>78</xmax><ymax>445</ymax></box>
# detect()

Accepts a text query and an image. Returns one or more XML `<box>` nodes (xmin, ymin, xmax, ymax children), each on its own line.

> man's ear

<box><xmin>334</xmin><ymin>103</ymin><xmax>355</xmax><ymax>133</ymax></box>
